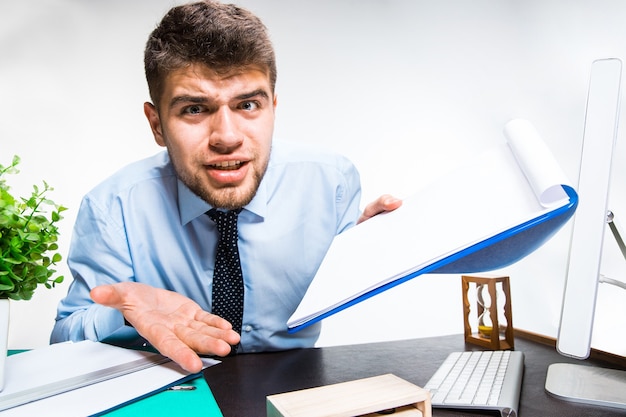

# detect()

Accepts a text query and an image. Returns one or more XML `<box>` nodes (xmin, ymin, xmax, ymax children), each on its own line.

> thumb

<box><xmin>90</xmin><ymin>285</ymin><xmax>123</xmax><ymax>308</ymax></box>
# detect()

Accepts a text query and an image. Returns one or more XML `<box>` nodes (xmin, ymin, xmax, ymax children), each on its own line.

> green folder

<box><xmin>102</xmin><ymin>375</ymin><xmax>223</xmax><ymax>417</ymax></box>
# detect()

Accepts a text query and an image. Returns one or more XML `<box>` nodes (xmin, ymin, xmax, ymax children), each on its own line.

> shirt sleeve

<box><xmin>50</xmin><ymin>194</ymin><xmax>133</xmax><ymax>343</ymax></box>
<box><xmin>334</xmin><ymin>154</ymin><xmax>363</xmax><ymax>235</ymax></box>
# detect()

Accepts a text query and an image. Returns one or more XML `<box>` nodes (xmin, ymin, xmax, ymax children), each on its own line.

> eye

<box><xmin>239</xmin><ymin>101</ymin><xmax>259</xmax><ymax>112</ymax></box>
<box><xmin>184</xmin><ymin>105</ymin><xmax>204</xmax><ymax>115</ymax></box>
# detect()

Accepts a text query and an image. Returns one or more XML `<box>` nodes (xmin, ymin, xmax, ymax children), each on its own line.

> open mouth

<box><xmin>209</xmin><ymin>160</ymin><xmax>243</xmax><ymax>171</ymax></box>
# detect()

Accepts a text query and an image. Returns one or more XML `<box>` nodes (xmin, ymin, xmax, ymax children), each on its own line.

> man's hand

<box><xmin>357</xmin><ymin>194</ymin><xmax>402</xmax><ymax>224</ymax></box>
<box><xmin>90</xmin><ymin>282</ymin><xmax>241</xmax><ymax>373</ymax></box>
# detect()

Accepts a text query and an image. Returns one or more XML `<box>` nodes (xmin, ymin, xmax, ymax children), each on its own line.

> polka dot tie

<box><xmin>207</xmin><ymin>208</ymin><xmax>244</xmax><ymax>354</ymax></box>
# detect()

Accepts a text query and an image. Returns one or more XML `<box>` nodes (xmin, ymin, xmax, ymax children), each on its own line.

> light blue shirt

<box><xmin>51</xmin><ymin>140</ymin><xmax>362</xmax><ymax>352</ymax></box>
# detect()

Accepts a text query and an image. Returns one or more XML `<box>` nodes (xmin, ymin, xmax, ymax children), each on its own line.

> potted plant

<box><xmin>0</xmin><ymin>155</ymin><xmax>66</xmax><ymax>390</ymax></box>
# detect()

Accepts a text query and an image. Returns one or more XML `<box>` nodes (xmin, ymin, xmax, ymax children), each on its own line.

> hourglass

<box><xmin>462</xmin><ymin>275</ymin><xmax>514</xmax><ymax>350</ymax></box>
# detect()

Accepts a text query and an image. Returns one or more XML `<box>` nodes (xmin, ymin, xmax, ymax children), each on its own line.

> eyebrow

<box><xmin>168</xmin><ymin>95</ymin><xmax>208</xmax><ymax>109</ymax></box>
<box><xmin>168</xmin><ymin>89</ymin><xmax>271</xmax><ymax>109</ymax></box>
<box><xmin>236</xmin><ymin>89</ymin><xmax>270</xmax><ymax>101</ymax></box>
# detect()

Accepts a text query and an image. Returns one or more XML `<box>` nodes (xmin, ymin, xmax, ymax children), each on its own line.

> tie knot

<box><xmin>208</xmin><ymin>208</ymin><xmax>241</xmax><ymax>234</ymax></box>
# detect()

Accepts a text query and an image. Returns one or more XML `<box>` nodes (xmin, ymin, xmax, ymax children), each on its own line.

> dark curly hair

<box><xmin>144</xmin><ymin>0</ymin><xmax>277</xmax><ymax>108</ymax></box>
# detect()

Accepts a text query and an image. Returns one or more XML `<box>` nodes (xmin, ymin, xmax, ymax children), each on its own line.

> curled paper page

<box><xmin>288</xmin><ymin>120</ymin><xmax>578</xmax><ymax>332</ymax></box>
<box><xmin>504</xmin><ymin>119</ymin><xmax>572</xmax><ymax>208</ymax></box>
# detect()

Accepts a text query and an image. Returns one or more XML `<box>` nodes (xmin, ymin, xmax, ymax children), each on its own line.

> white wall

<box><xmin>2</xmin><ymin>0</ymin><xmax>626</xmax><ymax>358</ymax></box>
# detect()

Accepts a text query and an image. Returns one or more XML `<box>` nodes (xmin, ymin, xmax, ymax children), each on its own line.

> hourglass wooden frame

<box><xmin>462</xmin><ymin>275</ymin><xmax>514</xmax><ymax>350</ymax></box>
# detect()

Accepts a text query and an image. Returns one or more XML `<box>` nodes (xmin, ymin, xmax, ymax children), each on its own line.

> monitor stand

<box><xmin>545</xmin><ymin>210</ymin><xmax>626</xmax><ymax>410</ymax></box>
<box><xmin>545</xmin><ymin>363</ymin><xmax>626</xmax><ymax>410</ymax></box>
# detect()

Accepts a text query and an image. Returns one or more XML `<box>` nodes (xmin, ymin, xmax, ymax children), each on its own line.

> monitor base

<box><xmin>545</xmin><ymin>363</ymin><xmax>626</xmax><ymax>410</ymax></box>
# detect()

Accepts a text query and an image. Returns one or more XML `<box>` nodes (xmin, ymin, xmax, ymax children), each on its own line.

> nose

<box><xmin>209</xmin><ymin>106</ymin><xmax>242</xmax><ymax>152</ymax></box>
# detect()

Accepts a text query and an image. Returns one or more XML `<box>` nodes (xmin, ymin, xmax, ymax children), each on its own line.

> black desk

<box><xmin>203</xmin><ymin>333</ymin><xmax>626</xmax><ymax>417</ymax></box>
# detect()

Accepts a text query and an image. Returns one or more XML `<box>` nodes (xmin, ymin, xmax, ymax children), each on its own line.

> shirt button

<box><xmin>243</xmin><ymin>325</ymin><xmax>253</xmax><ymax>332</ymax></box>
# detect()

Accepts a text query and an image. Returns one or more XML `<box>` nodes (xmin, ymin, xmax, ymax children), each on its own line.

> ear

<box><xmin>144</xmin><ymin>102</ymin><xmax>166</xmax><ymax>147</ymax></box>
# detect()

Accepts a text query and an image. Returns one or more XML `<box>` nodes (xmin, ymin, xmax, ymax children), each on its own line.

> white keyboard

<box><xmin>424</xmin><ymin>350</ymin><xmax>524</xmax><ymax>417</ymax></box>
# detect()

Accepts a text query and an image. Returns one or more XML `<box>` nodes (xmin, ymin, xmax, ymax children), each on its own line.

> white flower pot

<box><xmin>0</xmin><ymin>299</ymin><xmax>9</xmax><ymax>392</ymax></box>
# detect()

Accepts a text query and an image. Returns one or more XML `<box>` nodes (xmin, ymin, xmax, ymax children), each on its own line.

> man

<box><xmin>51</xmin><ymin>0</ymin><xmax>401</xmax><ymax>374</ymax></box>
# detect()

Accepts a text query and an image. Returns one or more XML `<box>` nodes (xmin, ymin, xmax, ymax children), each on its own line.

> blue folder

<box><xmin>288</xmin><ymin>185</ymin><xmax>578</xmax><ymax>333</ymax></box>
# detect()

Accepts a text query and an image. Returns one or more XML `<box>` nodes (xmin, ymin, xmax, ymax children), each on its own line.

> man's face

<box><xmin>144</xmin><ymin>64</ymin><xmax>277</xmax><ymax>209</ymax></box>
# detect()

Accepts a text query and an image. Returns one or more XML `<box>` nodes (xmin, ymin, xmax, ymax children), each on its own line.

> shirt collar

<box><xmin>178</xmin><ymin>177</ymin><xmax>267</xmax><ymax>225</ymax></box>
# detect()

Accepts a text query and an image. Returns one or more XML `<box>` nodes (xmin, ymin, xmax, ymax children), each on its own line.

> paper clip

<box><xmin>167</xmin><ymin>385</ymin><xmax>196</xmax><ymax>391</ymax></box>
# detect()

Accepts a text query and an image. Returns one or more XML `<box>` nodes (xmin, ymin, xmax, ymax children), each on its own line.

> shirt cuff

<box><xmin>85</xmin><ymin>304</ymin><xmax>126</xmax><ymax>341</ymax></box>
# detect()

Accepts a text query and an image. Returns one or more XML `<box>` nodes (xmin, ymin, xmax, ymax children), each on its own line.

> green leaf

<box><xmin>2</xmin><ymin>257</ymin><xmax>22</xmax><ymax>265</ymax></box>
<box><xmin>0</xmin><ymin>274</ymin><xmax>14</xmax><ymax>286</ymax></box>
<box><xmin>0</xmin><ymin>155</ymin><xmax>66</xmax><ymax>300</ymax></box>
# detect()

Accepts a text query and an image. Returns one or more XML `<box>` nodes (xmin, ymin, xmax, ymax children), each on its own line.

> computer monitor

<box><xmin>545</xmin><ymin>58</ymin><xmax>626</xmax><ymax>410</ymax></box>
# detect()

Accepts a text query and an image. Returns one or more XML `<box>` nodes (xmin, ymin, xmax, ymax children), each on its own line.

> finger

<box><xmin>90</xmin><ymin>285</ymin><xmax>122</xmax><ymax>308</ymax></box>
<box><xmin>193</xmin><ymin>310</ymin><xmax>234</xmax><ymax>330</ymax></box>
<box><xmin>151</xmin><ymin>328</ymin><xmax>206</xmax><ymax>373</ymax></box>
<box><xmin>174</xmin><ymin>323</ymin><xmax>240</xmax><ymax>357</ymax></box>
<box><xmin>186</xmin><ymin>319</ymin><xmax>241</xmax><ymax>346</ymax></box>
<box><xmin>372</xmin><ymin>194</ymin><xmax>402</xmax><ymax>213</ymax></box>
<box><xmin>357</xmin><ymin>195</ymin><xmax>402</xmax><ymax>224</ymax></box>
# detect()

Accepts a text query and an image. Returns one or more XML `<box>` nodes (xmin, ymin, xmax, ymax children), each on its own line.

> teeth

<box><xmin>211</xmin><ymin>160</ymin><xmax>242</xmax><ymax>169</ymax></box>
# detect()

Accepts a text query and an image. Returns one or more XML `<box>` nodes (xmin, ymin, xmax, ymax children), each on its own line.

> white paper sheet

<box><xmin>0</xmin><ymin>341</ymin><xmax>219</xmax><ymax>417</ymax></box>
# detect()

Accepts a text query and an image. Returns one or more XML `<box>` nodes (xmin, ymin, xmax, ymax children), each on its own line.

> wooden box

<box><xmin>266</xmin><ymin>373</ymin><xmax>431</xmax><ymax>417</ymax></box>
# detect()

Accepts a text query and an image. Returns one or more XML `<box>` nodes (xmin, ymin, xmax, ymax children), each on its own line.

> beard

<box><xmin>172</xmin><ymin>154</ymin><xmax>269</xmax><ymax>211</ymax></box>
<box><xmin>193</xmin><ymin>171</ymin><xmax>263</xmax><ymax>210</ymax></box>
